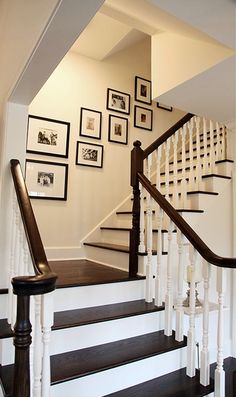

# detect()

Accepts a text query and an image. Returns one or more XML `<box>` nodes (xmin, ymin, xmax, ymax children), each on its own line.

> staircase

<box><xmin>0</xmin><ymin>114</ymin><xmax>235</xmax><ymax>397</ymax></box>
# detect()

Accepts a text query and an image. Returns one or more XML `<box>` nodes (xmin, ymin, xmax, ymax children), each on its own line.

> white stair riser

<box><xmin>50</xmin><ymin>347</ymin><xmax>187</xmax><ymax>397</ymax></box>
<box><xmin>54</xmin><ymin>280</ymin><xmax>145</xmax><ymax>311</ymax></box>
<box><xmin>0</xmin><ymin>294</ymin><xmax>8</xmax><ymax>318</ymax></box>
<box><xmin>0</xmin><ymin>311</ymin><xmax>165</xmax><ymax>365</ymax></box>
<box><xmin>84</xmin><ymin>245</ymin><xmax>129</xmax><ymax>271</ymax></box>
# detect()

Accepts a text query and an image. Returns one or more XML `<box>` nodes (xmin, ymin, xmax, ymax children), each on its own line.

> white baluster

<box><xmin>164</xmin><ymin>219</ymin><xmax>174</xmax><ymax>336</ymax></box>
<box><xmin>19</xmin><ymin>221</ymin><xmax>25</xmax><ymax>276</ymax></box>
<box><xmin>11</xmin><ymin>206</ymin><xmax>21</xmax><ymax>327</ymax></box>
<box><xmin>215</xmin><ymin>267</ymin><xmax>225</xmax><ymax>397</ymax></box>
<box><xmin>145</xmin><ymin>191</ymin><xmax>153</xmax><ymax>303</ymax></box>
<box><xmin>215</xmin><ymin>122</ymin><xmax>220</xmax><ymax>161</ymax></box>
<box><xmin>195</xmin><ymin>117</ymin><xmax>202</xmax><ymax>190</ymax></box>
<box><xmin>146</xmin><ymin>154</ymin><xmax>152</xmax><ymax>181</ymax></box>
<box><xmin>200</xmin><ymin>261</ymin><xmax>211</xmax><ymax>386</ymax></box>
<box><xmin>181</xmin><ymin>126</ymin><xmax>187</xmax><ymax>208</ymax></box>
<box><xmin>139</xmin><ymin>182</ymin><xmax>145</xmax><ymax>253</ymax></box>
<box><xmin>155</xmin><ymin>146</ymin><xmax>162</xmax><ymax>192</ymax></box>
<box><xmin>175</xmin><ymin>231</ymin><xmax>185</xmax><ymax>341</ymax></box>
<box><xmin>188</xmin><ymin>119</ymin><xmax>194</xmax><ymax>189</ymax></box>
<box><xmin>155</xmin><ymin>207</ymin><xmax>163</xmax><ymax>307</ymax></box>
<box><xmin>203</xmin><ymin>118</ymin><xmax>208</xmax><ymax>174</ymax></box>
<box><xmin>41</xmin><ymin>292</ymin><xmax>54</xmax><ymax>397</ymax></box>
<box><xmin>172</xmin><ymin>131</ymin><xmax>179</xmax><ymax>207</ymax></box>
<box><xmin>186</xmin><ymin>247</ymin><xmax>197</xmax><ymax>377</ymax></box>
<box><xmin>221</xmin><ymin>125</ymin><xmax>226</xmax><ymax>160</ymax></box>
<box><xmin>164</xmin><ymin>140</ymin><xmax>170</xmax><ymax>200</ymax></box>
<box><xmin>33</xmin><ymin>295</ymin><xmax>43</xmax><ymax>397</ymax></box>
<box><xmin>209</xmin><ymin>120</ymin><xmax>215</xmax><ymax>173</ymax></box>
<box><xmin>8</xmin><ymin>193</ymin><xmax>17</xmax><ymax>325</ymax></box>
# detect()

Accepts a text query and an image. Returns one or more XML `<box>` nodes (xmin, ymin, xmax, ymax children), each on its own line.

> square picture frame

<box><xmin>106</xmin><ymin>88</ymin><xmax>130</xmax><ymax>115</ymax></box>
<box><xmin>135</xmin><ymin>76</ymin><xmax>152</xmax><ymax>105</ymax></box>
<box><xmin>134</xmin><ymin>105</ymin><xmax>153</xmax><ymax>131</ymax></box>
<box><xmin>25</xmin><ymin>159</ymin><xmax>68</xmax><ymax>200</ymax></box>
<box><xmin>108</xmin><ymin>115</ymin><xmax>128</xmax><ymax>145</ymax></box>
<box><xmin>76</xmin><ymin>141</ymin><xmax>103</xmax><ymax>168</ymax></box>
<box><xmin>26</xmin><ymin>115</ymin><xmax>70</xmax><ymax>158</ymax></box>
<box><xmin>79</xmin><ymin>107</ymin><xmax>102</xmax><ymax>140</ymax></box>
<box><xmin>156</xmin><ymin>102</ymin><xmax>173</xmax><ymax>112</ymax></box>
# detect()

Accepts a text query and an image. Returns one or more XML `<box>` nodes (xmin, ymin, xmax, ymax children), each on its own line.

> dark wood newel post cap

<box><xmin>133</xmin><ymin>140</ymin><xmax>142</xmax><ymax>148</ymax></box>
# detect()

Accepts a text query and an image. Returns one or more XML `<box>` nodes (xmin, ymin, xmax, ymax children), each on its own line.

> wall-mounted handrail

<box><xmin>143</xmin><ymin>113</ymin><xmax>194</xmax><ymax>159</ymax></box>
<box><xmin>138</xmin><ymin>172</ymin><xmax>236</xmax><ymax>269</ymax></box>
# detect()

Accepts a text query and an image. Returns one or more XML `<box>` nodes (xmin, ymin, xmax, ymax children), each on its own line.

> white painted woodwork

<box><xmin>181</xmin><ymin>125</ymin><xmax>187</xmax><ymax>208</ymax></box>
<box><xmin>41</xmin><ymin>292</ymin><xmax>54</xmax><ymax>397</ymax></box>
<box><xmin>214</xmin><ymin>268</ymin><xmax>225</xmax><ymax>397</ymax></box>
<box><xmin>164</xmin><ymin>140</ymin><xmax>170</xmax><ymax>200</ymax></box>
<box><xmin>146</xmin><ymin>190</ymin><xmax>153</xmax><ymax>303</ymax></box>
<box><xmin>139</xmin><ymin>182</ymin><xmax>145</xmax><ymax>253</ymax></box>
<box><xmin>164</xmin><ymin>219</ymin><xmax>174</xmax><ymax>336</ymax></box>
<box><xmin>8</xmin><ymin>194</ymin><xmax>17</xmax><ymax>325</ymax></box>
<box><xmin>221</xmin><ymin>126</ymin><xmax>226</xmax><ymax>160</ymax></box>
<box><xmin>171</xmin><ymin>131</ymin><xmax>178</xmax><ymax>207</ymax></box>
<box><xmin>200</xmin><ymin>261</ymin><xmax>210</xmax><ymax>386</ymax></box>
<box><xmin>195</xmin><ymin>116</ymin><xmax>201</xmax><ymax>189</ymax></box>
<box><xmin>175</xmin><ymin>231</ymin><xmax>184</xmax><ymax>342</ymax></box>
<box><xmin>209</xmin><ymin>120</ymin><xmax>215</xmax><ymax>173</ymax></box>
<box><xmin>203</xmin><ymin>118</ymin><xmax>208</xmax><ymax>174</ymax></box>
<box><xmin>155</xmin><ymin>207</ymin><xmax>163</xmax><ymax>306</ymax></box>
<box><xmin>188</xmin><ymin>119</ymin><xmax>194</xmax><ymax>189</ymax></box>
<box><xmin>155</xmin><ymin>146</ymin><xmax>162</xmax><ymax>191</ymax></box>
<box><xmin>33</xmin><ymin>295</ymin><xmax>43</xmax><ymax>397</ymax></box>
<box><xmin>186</xmin><ymin>248</ymin><xmax>197</xmax><ymax>377</ymax></box>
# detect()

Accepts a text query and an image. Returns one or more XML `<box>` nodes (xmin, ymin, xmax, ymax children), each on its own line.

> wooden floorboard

<box><xmin>50</xmin><ymin>331</ymin><xmax>187</xmax><ymax>384</ymax></box>
<box><xmin>49</xmin><ymin>259</ymin><xmax>143</xmax><ymax>288</ymax></box>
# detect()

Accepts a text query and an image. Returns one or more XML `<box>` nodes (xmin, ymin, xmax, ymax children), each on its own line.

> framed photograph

<box><xmin>26</xmin><ymin>115</ymin><xmax>70</xmax><ymax>158</ymax></box>
<box><xmin>76</xmin><ymin>141</ymin><xmax>103</xmax><ymax>168</ymax></box>
<box><xmin>25</xmin><ymin>160</ymin><xmax>68</xmax><ymax>200</ymax></box>
<box><xmin>135</xmin><ymin>76</ymin><xmax>152</xmax><ymax>105</ymax></box>
<box><xmin>156</xmin><ymin>102</ymin><xmax>173</xmax><ymax>112</ymax></box>
<box><xmin>107</xmin><ymin>88</ymin><xmax>130</xmax><ymax>115</ymax></box>
<box><xmin>134</xmin><ymin>105</ymin><xmax>153</xmax><ymax>131</ymax></box>
<box><xmin>79</xmin><ymin>107</ymin><xmax>102</xmax><ymax>140</ymax></box>
<box><xmin>108</xmin><ymin>115</ymin><xmax>128</xmax><ymax>145</ymax></box>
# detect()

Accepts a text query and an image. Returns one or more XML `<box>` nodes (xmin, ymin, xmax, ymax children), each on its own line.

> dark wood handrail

<box><xmin>143</xmin><ymin>113</ymin><xmax>194</xmax><ymax>159</ymax></box>
<box><xmin>10</xmin><ymin>159</ymin><xmax>57</xmax><ymax>295</ymax></box>
<box><xmin>138</xmin><ymin>172</ymin><xmax>236</xmax><ymax>269</ymax></box>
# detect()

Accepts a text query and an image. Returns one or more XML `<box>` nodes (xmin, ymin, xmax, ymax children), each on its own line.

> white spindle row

<box><xmin>8</xmin><ymin>190</ymin><xmax>54</xmax><ymax>397</ymax></box>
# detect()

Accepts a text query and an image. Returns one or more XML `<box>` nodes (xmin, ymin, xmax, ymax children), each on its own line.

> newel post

<box><xmin>12</xmin><ymin>289</ymin><xmax>32</xmax><ymax>397</ymax></box>
<box><xmin>129</xmin><ymin>141</ymin><xmax>144</xmax><ymax>277</ymax></box>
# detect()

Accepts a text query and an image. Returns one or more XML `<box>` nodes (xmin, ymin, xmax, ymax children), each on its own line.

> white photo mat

<box><xmin>108</xmin><ymin>115</ymin><xmax>128</xmax><ymax>144</ymax></box>
<box><xmin>134</xmin><ymin>105</ymin><xmax>153</xmax><ymax>131</ymax></box>
<box><xmin>79</xmin><ymin>108</ymin><xmax>102</xmax><ymax>139</ymax></box>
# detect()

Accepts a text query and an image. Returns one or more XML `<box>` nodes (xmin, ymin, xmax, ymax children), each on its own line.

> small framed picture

<box><xmin>25</xmin><ymin>160</ymin><xmax>68</xmax><ymax>200</ymax></box>
<box><xmin>134</xmin><ymin>105</ymin><xmax>153</xmax><ymax>131</ymax></box>
<box><xmin>26</xmin><ymin>115</ymin><xmax>70</xmax><ymax>158</ymax></box>
<box><xmin>135</xmin><ymin>76</ymin><xmax>152</xmax><ymax>105</ymax></box>
<box><xmin>76</xmin><ymin>141</ymin><xmax>103</xmax><ymax>168</ymax></box>
<box><xmin>107</xmin><ymin>88</ymin><xmax>130</xmax><ymax>115</ymax></box>
<box><xmin>79</xmin><ymin>107</ymin><xmax>102</xmax><ymax>140</ymax></box>
<box><xmin>108</xmin><ymin>115</ymin><xmax>128</xmax><ymax>145</ymax></box>
<box><xmin>156</xmin><ymin>102</ymin><xmax>173</xmax><ymax>112</ymax></box>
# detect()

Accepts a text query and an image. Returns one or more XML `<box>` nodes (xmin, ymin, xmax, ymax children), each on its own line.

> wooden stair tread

<box><xmin>53</xmin><ymin>300</ymin><xmax>164</xmax><ymax>330</ymax></box>
<box><xmin>187</xmin><ymin>190</ymin><xmax>218</xmax><ymax>196</ymax></box>
<box><xmin>117</xmin><ymin>209</ymin><xmax>204</xmax><ymax>215</ymax></box>
<box><xmin>50</xmin><ymin>330</ymin><xmax>186</xmax><ymax>384</ymax></box>
<box><xmin>100</xmin><ymin>227</ymin><xmax>176</xmax><ymax>233</ymax></box>
<box><xmin>105</xmin><ymin>367</ymin><xmax>214</xmax><ymax>397</ymax></box>
<box><xmin>84</xmin><ymin>242</ymin><xmax>166</xmax><ymax>256</ymax></box>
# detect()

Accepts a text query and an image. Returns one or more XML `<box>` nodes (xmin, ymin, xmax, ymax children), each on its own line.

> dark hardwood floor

<box><xmin>49</xmin><ymin>259</ymin><xmax>144</xmax><ymax>288</ymax></box>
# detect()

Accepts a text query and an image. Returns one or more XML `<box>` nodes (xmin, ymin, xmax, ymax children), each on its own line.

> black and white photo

<box><xmin>134</xmin><ymin>105</ymin><xmax>153</xmax><ymax>131</ymax></box>
<box><xmin>107</xmin><ymin>88</ymin><xmax>130</xmax><ymax>115</ymax></box>
<box><xmin>76</xmin><ymin>141</ymin><xmax>103</xmax><ymax>168</ymax></box>
<box><xmin>135</xmin><ymin>76</ymin><xmax>152</xmax><ymax>105</ymax></box>
<box><xmin>108</xmin><ymin>115</ymin><xmax>128</xmax><ymax>145</ymax></box>
<box><xmin>25</xmin><ymin>160</ymin><xmax>68</xmax><ymax>200</ymax></box>
<box><xmin>26</xmin><ymin>115</ymin><xmax>70</xmax><ymax>158</ymax></box>
<box><xmin>79</xmin><ymin>107</ymin><xmax>102</xmax><ymax>140</ymax></box>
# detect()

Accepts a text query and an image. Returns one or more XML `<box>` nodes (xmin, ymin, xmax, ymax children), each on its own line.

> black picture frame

<box><xmin>79</xmin><ymin>107</ymin><xmax>102</xmax><ymax>140</ymax></box>
<box><xmin>135</xmin><ymin>76</ymin><xmax>152</xmax><ymax>105</ymax></box>
<box><xmin>106</xmin><ymin>88</ymin><xmax>130</xmax><ymax>115</ymax></box>
<box><xmin>26</xmin><ymin>115</ymin><xmax>70</xmax><ymax>158</ymax></box>
<box><xmin>156</xmin><ymin>102</ymin><xmax>173</xmax><ymax>112</ymax></box>
<box><xmin>134</xmin><ymin>105</ymin><xmax>153</xmax><ymax>131</ymax></box>
<box><xmin>108</xmin><ymin>115</ymin><xmax>128</xmax><ymax>145</ymax></box>
<box><xmin>76</xmin><ymin>141</ymin><xmax>104</xmax><ymax>168</ymax></box>
<box><xmin>25</xmin><ymin>159</ymin><xmax>68</xmax><ymax>200</ymax></box>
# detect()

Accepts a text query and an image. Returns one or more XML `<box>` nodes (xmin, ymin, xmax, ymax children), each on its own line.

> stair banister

<box><xmin>10</xmin><ymin>159</ymin><xmax>57</xmax><ymax>397</ymax></box>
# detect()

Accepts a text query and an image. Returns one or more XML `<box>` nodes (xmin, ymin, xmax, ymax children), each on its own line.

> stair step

<box><xmin>105</xmin><ymin>367</ymin><xmax>214</xmax><ymax>397</ymax></box>
<box><xmin>187</xmin><ymin>190</ymin><xmax>218</xmax><ymax>196</ymax></box>
<box><xmin>100</xmin><ymin>227</ymin><xmax>176</xmax><ymax>233</ymax></box>
<box><xmin>201</xmin><ymin>173</ymin><xmax>231</xmax><ymax>180</ymax></box>
<box><xmin>117</xmin><ymin>209</ymin><xmax>204</xmax><ymax>215</ymax></box>
<box><xmin>84</xmin><ymin>242</ymin><xmax>165</xmax><ymax>256</ymax></box>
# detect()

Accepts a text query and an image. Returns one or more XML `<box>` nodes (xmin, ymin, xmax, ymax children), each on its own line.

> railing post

<box><xmin>12</xmin><ymin>293</ymin><xmax>32</xmax><ymax>397</ymax></box>
<box><xmin>129</xmin><ymin>141</ymin><xmax>144</xmax><ymax>277</ymax></box>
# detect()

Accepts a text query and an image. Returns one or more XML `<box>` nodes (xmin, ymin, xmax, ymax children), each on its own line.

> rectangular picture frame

<box><xmin>106</xmin><ymin>88</ymin><xmax>130</xmax><ymax>115</ymax></box>
<box><xmin>76</xmin><ymin>141</ymin><xmax>103</xmax><ymax>168</ymax></box>
<box><xmin>26</xmin><ymin>115</ymin><xmax>70</xmax><ymax>158</ymax></box>
<box><xmin>134</xmin><ymin>105</ymin><xmax>153</xmax><ymax>131</ymax></box>
<box><xmin>25</xmin><ymin>159</ymin><xmax>68</xmax><ymax>200</ymax></box>
<box><xmin>135</xmin><ymin>76</ymin><xmax>152</xmax><ymax>105</ymax></box>
<box><xmin>79</xmin><ymin>107</ymin><xmax>102</xmax><ymax>140</ymax></box>
<box><xmin>156</xmin><ymin>102</ymin><xmax>173</xmax><ymax>112</ymax></box>
<box><xmin>108</xmin><ymin>115</ymin><xmax>128</xmax><ymax>145</ymax></box>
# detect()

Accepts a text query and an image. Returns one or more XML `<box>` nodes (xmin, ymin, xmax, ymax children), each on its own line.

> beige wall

<box><xmin>29</xmin><ymin>38</ymin><xmax>185</xmax><ymax>259</ymax></box>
